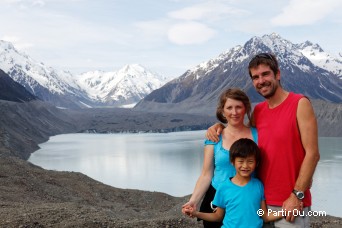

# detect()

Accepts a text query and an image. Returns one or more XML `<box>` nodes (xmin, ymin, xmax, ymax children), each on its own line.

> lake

<box><xmin>28</xmin><ymin>131</ymin><xmax>342</xmax><ymax>217</ymax></box>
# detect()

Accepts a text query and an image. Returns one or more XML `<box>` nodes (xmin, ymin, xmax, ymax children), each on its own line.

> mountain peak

<box><xmin>76</xmin><ymin>64</ymin><xmax>168</xmax><ymax>106</ymax></box>
<box><xmin>242</xmin><ymin>33</ymin><xmax>292</xmax><ymax>55</ymax></box>
<box><xmin>120</xmin><ymin>64</ymin><xmax>146</xmax><ymax>75</ymax></box>
<box><xmin>298</xmin><ymin>41</ymin><xmax>324</xmax><ymax>52</ymax></box>
<box><xmin>0</xmin><ymin>40</ymin><xmax>16</xmax><ymax>51</ymax></box>
<box><xmin>263</xmin><ymin>32</ymin><xmax>281</xmax><ymax>39</ymax></box>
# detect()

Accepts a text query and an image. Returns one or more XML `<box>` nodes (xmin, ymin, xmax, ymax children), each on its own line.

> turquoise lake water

<box><xmin>28</xmin><ymin>131</ymin><xmax>342</xmax><ymax>217</ymax></box>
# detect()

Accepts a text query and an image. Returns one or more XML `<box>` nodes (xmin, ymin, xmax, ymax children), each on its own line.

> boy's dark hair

<box><xmin>230</xmin><ymin>138</ymin><xmax>261</xmax><ymax>164</ymax></box>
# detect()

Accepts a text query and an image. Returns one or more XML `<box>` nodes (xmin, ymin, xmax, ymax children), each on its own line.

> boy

<box><xmin>186</xmin><ymin>138</ymin><xmax>282</xmax><ymax>227</ymax></box>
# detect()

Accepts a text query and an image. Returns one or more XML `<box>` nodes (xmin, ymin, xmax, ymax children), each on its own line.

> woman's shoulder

<box><xmin>204</xmin><ymin>136</ymin><xmax>222</xmax><ymax>145</ymax></box>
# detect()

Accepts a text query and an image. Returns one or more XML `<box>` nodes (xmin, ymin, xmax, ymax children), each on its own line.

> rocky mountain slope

<box><xmin>0</xmin><ymin>69</ymin><xmax>37</xmax><ymax>102</ymax></box>
<box><xmin>0</xmin><ymin>99</ymin><xmax>216</xmax><ymax>160</ymax></box>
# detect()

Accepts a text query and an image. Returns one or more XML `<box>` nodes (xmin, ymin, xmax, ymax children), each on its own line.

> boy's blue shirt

<box><xmin>213</xmin><ymin>177</ymin><xmax>265</xmax><ymax>228</ymax></box>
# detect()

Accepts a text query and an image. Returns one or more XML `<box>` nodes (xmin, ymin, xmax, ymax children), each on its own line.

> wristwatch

<box><xmin>292</xmin><ymin>189</ymin><xmax>305</xmax><ymax>200</ymax></box>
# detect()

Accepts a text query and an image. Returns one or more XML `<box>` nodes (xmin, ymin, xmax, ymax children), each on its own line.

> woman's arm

<box><xmin>182</xmin><ymin>145</ymin><xmax>215</xmax><ymax>213</ymax></box>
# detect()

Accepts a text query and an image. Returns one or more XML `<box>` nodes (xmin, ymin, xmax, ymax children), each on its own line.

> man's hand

<box><xmin>282</xmin><ymin>193</ymin><xmax>303</xmax><ymax>222</ymax></box>
<box><xmin>205</xmin><ymin>123</ymin><xmax>224</xmax><ymax>142</ymax></box>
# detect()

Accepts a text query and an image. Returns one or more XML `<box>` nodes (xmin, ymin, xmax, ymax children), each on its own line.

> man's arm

<box><xmin>283</xmin><ymin>97</ymin><xmax>320</xmax><ymax>221</ymax></box>
<box><xmin>205</xmin><ymin>123</ymin><xmax>225</xmax><ymax>142</ymax></box>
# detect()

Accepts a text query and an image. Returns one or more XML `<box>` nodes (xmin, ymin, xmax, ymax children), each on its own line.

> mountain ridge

<box><xmin>0</xmin><ymin>40</ymin><xmax>168</xmax><ymax>108</ymax></box>
<box><xmin>135</xmin><ymin>33</ymin><xmax>342</xmax><ymax>115</ymax></box>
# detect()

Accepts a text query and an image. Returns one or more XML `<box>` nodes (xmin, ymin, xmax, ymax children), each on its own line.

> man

<box><xmin>206</xmin><ymin>53</ymin><xmax>320</xmax><ymax>227</ymax></box>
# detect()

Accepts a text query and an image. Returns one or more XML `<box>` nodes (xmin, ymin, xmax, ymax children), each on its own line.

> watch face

<box><xmin>293</xmin><ymin>190</ymin><xmax>305</xmax><ymax>200</ymax></box>
<box><xmin>297</xmin><ymin>192</ymin><xmax>304</xmax><ymax>199</ymax></box>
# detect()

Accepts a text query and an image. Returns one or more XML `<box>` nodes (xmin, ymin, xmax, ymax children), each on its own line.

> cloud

<box><xmin>32</xmin><ymin>0</ymin><xmax>45</xmax><ymax>7</ymax></box>
<box><xmin>135</xmin><ymin>19</ymin><xmax>170</xmax><ymax>44</ymax></box>
<box><xmin>168</xmin><ymin>1</ymin><xmax>247</xmax><ymax>22</ymax></box>
<box><xmin>271</xmin><ymin>0</ymin><xmax>342</xmax><ymax>26</ymax></box>
<box><xmin>167</xmin><ymin>21</ymin><xmax>216</xmax><ymax>45</ymax></box>
<box><xmin>164</xmin><ymin>1</ymin><xmax>246</xmax><ymax>45</ymax></box>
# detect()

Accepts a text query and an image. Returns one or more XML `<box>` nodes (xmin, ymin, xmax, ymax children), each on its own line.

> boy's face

<box><xmin>232</xmin><ymin>155</ymin><xmax>257</xmax><ymax>178</ymax></box>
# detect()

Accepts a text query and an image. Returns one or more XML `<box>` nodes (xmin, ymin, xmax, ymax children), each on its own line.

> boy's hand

<box><xmin>182</xmin><ymin>202</ymin><xmax>197</xmax><ymax>218</ymax></box>
<box><xmin>188</xmin><ymin>206</ymin><xmax>197</xmax><ymax>217</ymax></box>
<box><xmin>182</xmin><ymin>205</ymin><xmax>196</xmax><ymax>218</ymax></box>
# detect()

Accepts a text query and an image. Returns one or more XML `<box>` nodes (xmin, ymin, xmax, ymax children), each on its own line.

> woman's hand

<box><xmin>182</xmin><ymin>201</ymin><xmax>197</xmax><ymax>218</ymax></box>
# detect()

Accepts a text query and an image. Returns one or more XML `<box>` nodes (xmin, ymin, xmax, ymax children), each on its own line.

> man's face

<box><xmin>250</xmin><ymin>64</ymin><xmax>280</xmax><ymax>99</ymax></box>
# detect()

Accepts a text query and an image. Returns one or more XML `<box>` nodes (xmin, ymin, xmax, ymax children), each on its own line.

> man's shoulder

<box><xmin>290</xmin><ymin>92</ymin><xmax>305</xmax><ymax>100</ymax></box>
<box><xmin>255</xmin><ymin>100</ymin><xmax>268</xmax><ymax>111</ymax></box>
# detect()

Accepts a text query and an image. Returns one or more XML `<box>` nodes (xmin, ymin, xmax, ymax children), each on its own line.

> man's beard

<box><xmin>257</xmin><ymin>82</ymin><xmax>278</xmax><ymax>99</ymax></box>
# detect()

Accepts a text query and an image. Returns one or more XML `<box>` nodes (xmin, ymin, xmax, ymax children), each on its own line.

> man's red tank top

<box><xmin>254</xmin><ymin>92</ymin><xmax>311</xmax><ymax>207</ymax></box>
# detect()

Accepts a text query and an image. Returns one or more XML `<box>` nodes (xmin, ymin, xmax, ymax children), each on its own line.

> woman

<box><xmin>182</xmin><ymin>88</ymin><xmax>257</xmax><ymax>228</ymax></box>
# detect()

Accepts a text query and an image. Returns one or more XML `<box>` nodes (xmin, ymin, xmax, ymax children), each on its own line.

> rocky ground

<box><xmin>0</xmin><ymin>155</ymin><xmax>203</xmax><ymax>228</ymax></box>
<box><xmin>1</xmin><ymin>156</ymin><xmax>342</xmax><ymax>228</ymax></box>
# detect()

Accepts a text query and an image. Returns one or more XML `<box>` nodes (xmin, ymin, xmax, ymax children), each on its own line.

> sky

<box><xmin>1</xmin><ymin>0</ymin><xmax>341</xmax><ymax>79</ymax></box>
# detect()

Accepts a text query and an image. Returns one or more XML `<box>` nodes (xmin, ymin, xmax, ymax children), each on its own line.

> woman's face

<box><xmin>222</xmin><ymin>98</ymin><xmax>246</xmax><ymax>125</ymax></box>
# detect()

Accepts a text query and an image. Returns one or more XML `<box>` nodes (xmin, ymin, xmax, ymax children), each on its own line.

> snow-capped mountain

<box><xmin>76</xmin><ymin>64</ymin><xmax>167</xmax><ymax>107</ymax></box>
<box><xmin>0</xmin><ymin>40</ymin><xmax>90</xmax><ymax>108</ymax></box>
<box><xmin>0</xmin><ymin>40</ymin><xmax>168</xmax><ymax>108</ymax></box>
<box><xmin>296</xmin><ymin>41</ymin><xmax>342</xmax><ymax>79</ymax></box>
<box><xmin>135</xmin><ymin>33</ymin><xmax>342</xmax><ymax>115</ymax></box>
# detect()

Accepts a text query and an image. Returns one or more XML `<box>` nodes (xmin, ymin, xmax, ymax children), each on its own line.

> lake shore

<box><xmin>0</xmin><ymin>155</ymin><xmax>342</xmax><ymax>227</ymax></box>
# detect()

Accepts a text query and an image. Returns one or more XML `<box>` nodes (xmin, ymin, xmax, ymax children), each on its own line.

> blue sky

<box><xmin>1</xmin><ymin>0</ymin><xmax>341</xmax><ymax>78</ymax></box>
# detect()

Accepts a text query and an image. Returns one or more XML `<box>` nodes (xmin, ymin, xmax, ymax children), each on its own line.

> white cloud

<box><xmin>271</xmin><ymin>0</ymin><xmax>342</xmax><ymax>26</ymax></box>
<box><xmin>164</xmin><ymin>1</ymin><xmax>246</xmax><ymax>45</ymax></box>
<box><xmin>135</xmin><ymin>19</ymin><xmax>170</xmax><ymax>44</ymax></box>
<box><xmin>32</xmin><ymin>0</ymin><xmax>45</xmax><ymax>7</ymax></box>
<box><xmin>167</xmin><ymin>22</ymin><xmax>216</xmax><ymax>45</ymax></box>
<box><xmin>168</xmin><ymin>1</ymin><xmax>247</xmax><ymax>21</ymax></box>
